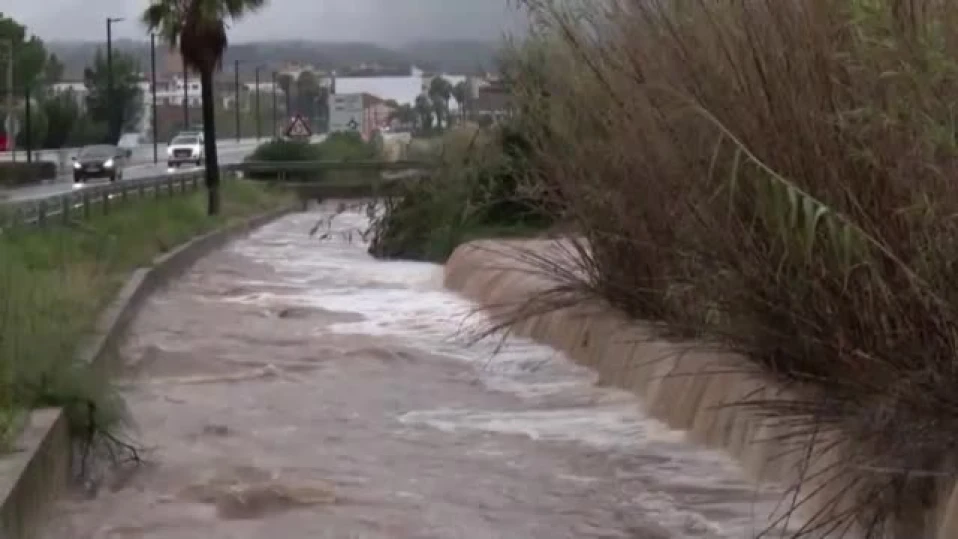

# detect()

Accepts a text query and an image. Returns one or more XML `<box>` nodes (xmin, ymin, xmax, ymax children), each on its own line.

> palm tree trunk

<box><xmin>200</xmin><ymin>67</ymin><xmax>220</xmax><ymax>216</ymax></box>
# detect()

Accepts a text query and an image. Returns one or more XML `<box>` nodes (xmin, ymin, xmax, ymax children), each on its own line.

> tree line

<box><xmin>386</xmin><ymin>77</ymin><xmax>471</xmax><ymax>134</ymax></box>
<box><xmin>0</xmin><ymin>13</ymin><xmax>145</xmax><ymax>149</ymax></box>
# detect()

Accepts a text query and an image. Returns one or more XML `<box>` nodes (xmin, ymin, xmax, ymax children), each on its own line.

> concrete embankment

<box><xmin>443</xmin><ymin>238</ymin><xmax>958</xmax><ymax>538</ymax></box>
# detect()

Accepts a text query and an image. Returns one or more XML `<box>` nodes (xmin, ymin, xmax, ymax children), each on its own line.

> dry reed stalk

<box><xmin>484</xmin><ymin>0</ymin><xmax>958</xmax><ymax>535</ymax></box>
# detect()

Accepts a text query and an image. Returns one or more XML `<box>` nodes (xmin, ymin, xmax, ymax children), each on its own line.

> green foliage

<box><xmin>414</xmin><ymin>94</ymin><xmax>434</xmax><ymax>131</ymax></box>
<box><xmin>294</xmin><ymin>70</ymin><xmax>327</xmax><ymax>129</ymax></box>
<box><xmin>244</xmin><ymin>132</ymin><xmax>377</xmax><ymax>181</ymax></box>
<box><xmin>0</xmin><ymin>13</ymin><xmax>52</xmax><ymax>90</ymax></box>
<box><xmin>428</xmin><ymin>76</ymin><xmax>454</xmax><ymax>129</ymax></box>
<box><xmin>389</xmin><ymin>103</ymin><xmax>417</xmax><ymax>128</ymax></box>
<box><xmin>83</xmin><ymin>49</ymin><xmax>144</xmax><ymax>144</ymax></box>
<box><xmin>315</xmin><ymin>131</ymin><xmax>377</xmax><ymax>160</ymax></box>
<box><xmin>39</xmin><ymin>91</ymin><xmax>103</xmax><ymax>149</ymax></box>
<box><xmin>43</xmin><ymin>53</ymin><xmax>64</xmax><ymax>85</ymax></box>
<box><xmin>12</xmin><ymin>97</ymin><xmax>47</xmax><ymax>149</ymax></box>
<box><xmin>0</xmin><ymin>161</ymin><xmax>56</xmax><ymax>186</ymax></box>
<box><xmin>367</xmin><ymin>124</ymin><xmax>551</xmax><ymax>262</ymax></box>
<box><xmin>247</xmin><ymin>138</ymin><xmax>322</xmax><ymax>163</ymax></box>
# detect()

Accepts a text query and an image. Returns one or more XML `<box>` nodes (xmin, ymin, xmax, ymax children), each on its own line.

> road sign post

<box><xmin>284</xmin><ymin>114</ymin><xmax>312</xmax><ymax>140</ymax></box>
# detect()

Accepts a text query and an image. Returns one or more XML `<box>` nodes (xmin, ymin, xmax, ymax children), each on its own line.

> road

<box><xmin>2</xmin><ymin>136</ymin><xmax>325</xmax><ymax>203</ymax></box>
<box><xmin>3</xmin><ymin>144</ymin><xmax>258</xmax><ymax>203</ymax></box>
<box><xmin>0</xmin><ymin>138</ymin><xmax>264</xmax><ymax>167</ymax></box>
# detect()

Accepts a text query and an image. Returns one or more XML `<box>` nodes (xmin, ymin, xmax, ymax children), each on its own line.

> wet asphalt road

<box><xmin>2</xmin><ymin>142</ymin><xmax>262</xmax><ymax>203</ymax></box>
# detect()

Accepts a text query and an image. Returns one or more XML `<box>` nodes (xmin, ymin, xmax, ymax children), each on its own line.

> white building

<box><xmin>49</xmin><ymin>81</ymin><xmax>88</xmax><ymax>109</ymax></box>
<box><xmin>152</xmin><ymin>74</ymin><xmax>203</xmax><ymax>107</ymax></box>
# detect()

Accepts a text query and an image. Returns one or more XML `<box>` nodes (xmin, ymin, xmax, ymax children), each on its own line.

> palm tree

<box><xmin>428</xmin><ymin>77</ymin><xmax>453</xmax><ymax>130</ymax></box>
<box><xmin>142</xmin><ymin>0</ymin><xmax>267</xmax><ymax>216</ymax></box>
<box><xmin>388</xmin><ymin>104</ymin><xmax>417</xmax><ymax>130</ymax></box>
<box><xmin>414</xmin><ymin>94</ymin><xmax>434</xmax><ymax>131</ymax></box>
<box><xmin>452</xmin><ymin>80</ymin><xmax>469</xmax><ymax>122</ymax></box>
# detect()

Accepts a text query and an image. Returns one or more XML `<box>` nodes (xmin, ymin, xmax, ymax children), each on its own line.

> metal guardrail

<box><xmin>0</xmin><ymin>138</ymin><xmax>269</xmax><ymax>174</ymax></box>
<box><xmin>231</xmin><ymin>160</ymin><xmax>434</xmax><ymax>172</ymax></box>
<box><xmin>0</xmin><ymin>137</ymin><xmax>265</xmax><ymax>162</ymax></box>
<box><xmin>4</xmin><ymin>158</ymin><xmax>431</xmax><ymax>229</ymax></box>
<box><xmin>4</xmin><ymin>170</ymin><xmax>204</xmax><ymax>228</ymax></box>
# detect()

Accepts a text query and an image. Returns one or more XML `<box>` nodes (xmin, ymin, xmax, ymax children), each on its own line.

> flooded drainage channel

<box><xmin>43</xmin><ymin>206</ymin><xmax>797</xmax><ymax>538</ymax></box>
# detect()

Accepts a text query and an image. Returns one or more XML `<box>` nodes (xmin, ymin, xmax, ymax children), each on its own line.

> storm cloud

<box><xmin>8</xmin><ymin>0</ymin><xmax>523</xmax><ymax>43</ymax></box>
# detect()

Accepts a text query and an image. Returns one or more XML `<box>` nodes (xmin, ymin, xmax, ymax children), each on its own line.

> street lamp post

<box><xmin>254</xmin><ymin>67</ymin><xmax>261</xmax><ymax>140</ymax></box>
<box><xmin>106</xmin><ymin>17</ymin><xmax>124</xmax><ymax>143</ymax></box>
<box><xmin>271</xmin><ymin>71</ymin><xmax>278</xmax><ymax>138</ymax></box>
<box><xmin>182</xmin><ymin>60</ymin><xmax>189</xmax><ymax>129</ymax></box>
<box><xmin>234</xmin><ymin>60</ymin><xmax>241</xmax><ymax>143</ymax></box>
<box><xmin>150</xmin><ymin>33</ymin><xmax>158</xmax><ymax>163</ymax></box>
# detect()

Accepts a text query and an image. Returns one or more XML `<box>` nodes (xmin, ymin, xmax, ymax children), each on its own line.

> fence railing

<box><xmin>4</xmin><ymin>170</ymin><xmax>204</xmax><ymax>228</ymax></box>
<box><xmin>3</xmin><ymin>159</ymin><xmax>432</xmax><ymax>229</ymax></box>
<box><xmin>0</xmin><ymin>138</ymin><xmax>271</xmax><ymax>175</ymax></box>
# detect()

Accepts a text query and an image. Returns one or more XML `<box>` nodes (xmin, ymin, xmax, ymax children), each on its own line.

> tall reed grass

<box><xmin>502</xmin><ymin>0</ymin><xmax>958</xmax><ymax>535</ymax></box>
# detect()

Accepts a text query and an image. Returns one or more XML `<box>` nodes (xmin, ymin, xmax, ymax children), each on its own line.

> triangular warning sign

<box><xmin>284</xmin><ymin>115</ymin><xmax>312</xmax><ymax>138</ymax></box>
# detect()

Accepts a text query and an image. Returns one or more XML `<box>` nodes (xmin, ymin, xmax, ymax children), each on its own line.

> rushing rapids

<box><xmin>42</xmin><ymin>205</ymin><xmax>799</xmax><ymax>538</ymax></box>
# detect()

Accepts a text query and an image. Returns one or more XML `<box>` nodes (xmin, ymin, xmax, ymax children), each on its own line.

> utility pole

<box><xmin>23</xmin><ymin>84</ymin><xmax>31</xmax><ymax>163</ymax></box>
<box><xmin>150</xmin><ymin>33</ymin><xmax>158</xmax><ymax>163</ymax></box>
<box><xmin>2</xmin><ymin>38</ymin><xmax>16</xmax><ymax>161</ymax></box>
<box><xmin>234</xmin><ymin>60</ymin><xmax>241</xmax><ymax>142</ymax></box>
<box><xmin>106</xmin><ymin>17</ymin><xmax>124</xmax><ymax>143</ymax></box>
<box><xmin>254</xmin><ymin>66</ymin><xmax>261</xmax><ymax>140</ymax></box>
<box><xmin>285</xmin><ymin>76</ymin><xmax>292</xmax><ymax>118</ymax></box>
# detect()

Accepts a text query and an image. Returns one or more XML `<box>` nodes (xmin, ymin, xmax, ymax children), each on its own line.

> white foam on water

<box><xmin>225</xmin><ymin>208</ymin><xmax>796</xmax><ymax>538</ymax></box>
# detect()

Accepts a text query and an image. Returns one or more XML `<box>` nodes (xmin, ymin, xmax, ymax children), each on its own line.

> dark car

<box><xmin>72</xmin><ymin>144</ymin><xmax>127</xmax><ymax>183</ymax></box>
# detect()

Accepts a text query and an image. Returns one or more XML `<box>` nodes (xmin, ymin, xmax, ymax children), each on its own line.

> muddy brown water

<box><xmin>41</xmin><ymin>206</ymin><xmax>801</xmax><ymax>538</ymax></box>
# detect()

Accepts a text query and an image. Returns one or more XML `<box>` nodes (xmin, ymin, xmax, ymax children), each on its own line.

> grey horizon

<box><xmin>8</xmin><ymin>0</ymin><xmax>526</xmax><ymax>44</ymax></box>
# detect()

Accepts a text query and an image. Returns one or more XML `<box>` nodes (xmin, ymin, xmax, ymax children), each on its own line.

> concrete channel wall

<box><xmin>443</xmin><ymin>238</ymin><xmax>958</xmax><ymax>538</ymax></box>
<box><xmin>0</xmin><ymin>206</ymin><xmax>296</xmax><ymax>539</ymax></box>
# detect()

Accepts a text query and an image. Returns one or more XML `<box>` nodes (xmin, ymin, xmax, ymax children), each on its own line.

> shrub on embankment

<box><xmin>244</xmin><ymin>132</ymin><xmax>379</xmax><ymax>182</ymax></box>
<box><xmin>0</xmin><ymin>161</ymin><xmax>58</xmax><ymax>187</ymax></box>
<box><xmin>365</xmin><ymin>123</ymin><xmax>553</xmax><ymax>262</ymax></box>
<box><xmin>0</xmin><ymin>180</ymin><xmax>291</xmax><ymax>455</ymax></box>
<box><xmin>454</xmin><ymin>0</ymin><xmax>958</xmax><ymax>536</ymax></box>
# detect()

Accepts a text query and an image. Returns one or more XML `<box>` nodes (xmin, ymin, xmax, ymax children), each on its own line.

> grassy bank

<box><xmin>0</xmin><ymin>179</ymin><xmax>292</xmax><ymax>449</ymax></box>
<box><xmin>473</xmin><ymin>0</ymin><xmax>958</xmax><ymax>535</ymax></box>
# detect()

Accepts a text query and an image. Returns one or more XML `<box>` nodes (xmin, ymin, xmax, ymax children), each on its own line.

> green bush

<box><xmin>245</xmin><ymin>132</ymin><xmax>379</xmax><ymax>182</ymax></box>
<box><xmin>247</xmin><ymin>138</ymin><xmax>323</xmax><ymax>163</ymax></box>
<box><xmin>314</xmin><ymin>131</ymin><xmax>377</xmax><ymax>161</ymax></box>
<box><xmin>0</xmin><ymin>161</ymin><xmax>58</xmax><ymax>186</ymax></box>
<box><xmin>366</xmin><ymin>123</ymin><xmax>551</xmax><ymax>262</ymax></box>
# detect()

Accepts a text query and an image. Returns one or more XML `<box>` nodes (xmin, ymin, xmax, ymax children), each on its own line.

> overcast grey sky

<box><xmin>7</xmin><ymin>0</ymin><xmax>523</xmax><ymax>43</ymax></box>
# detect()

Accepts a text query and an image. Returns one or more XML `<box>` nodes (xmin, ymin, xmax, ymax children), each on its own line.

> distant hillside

<box><xmin>394</xmin><ymin>40</ymin><xmax>501</xmax><ymax>74</ymax></box>
<box><xmin>45</xmin><ymin>39</ymin><xmax>500</xmax><ymax>80</ymax></box>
